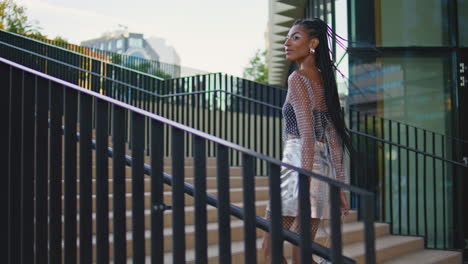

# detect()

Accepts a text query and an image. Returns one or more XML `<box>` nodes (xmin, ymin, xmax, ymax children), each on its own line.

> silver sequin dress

<box><xmin>267</xmin><ymin>70</ymin><xmax>346</xmax><ymax>219</ymax></box>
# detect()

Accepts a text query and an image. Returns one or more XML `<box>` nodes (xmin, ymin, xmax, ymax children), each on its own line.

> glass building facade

<box><xmin>301</xmin><ymin>0</ymin><xmax>467</xmax><ymax>254</ymax></box>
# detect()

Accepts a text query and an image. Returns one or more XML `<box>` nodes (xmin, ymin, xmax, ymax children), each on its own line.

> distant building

<box><xmin>81</xmin><ymin>32</ymin><xmax>160</xmax><ymax>61</ymax></box>
<box><xmin>146</xmin><ymin>37</ymin><xmax>180</xmax><ymax>66</ymax></box>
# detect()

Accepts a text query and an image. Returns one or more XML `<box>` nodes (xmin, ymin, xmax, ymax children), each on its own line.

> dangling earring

<box><xmin>309</xmin><ymin>48</ymin><xmax>315</xmax><ymax>54</ymax></box>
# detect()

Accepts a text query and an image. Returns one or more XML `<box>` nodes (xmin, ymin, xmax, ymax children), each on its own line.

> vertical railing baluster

<box><xmin>132</xmin><ymin>112</ymin><xmax>146</xmax><ymax>263</ymax></box>
<box><xmin>1</xmin><ymin>62</ymin><xmax>11</xmax><ymax>264</ymax></box>
<box><xmin>298</xmin><ymin>172</ymin><xmax>311</xmax><ymax>264</ymax></box>
<box><xmin>356</xmin><ymin>111</ymin><xmax>361</xmax><ymax>212</ymax></box>
<box><xmin>330</xmin><ymin>185</ymin><xmax>343</xmax><ymax>264</ymax></box>
<box><xmin>151</xmin><ymin>120</ymin><xmax>165</xmax><ymax>264</ymax></box>
<box><xmin>253</xmin><ymin>83</ymin><xmax>258</xmax><ymax>170</ymax></box>
<box><xmin>389</xmin><ymin>120</ymin><xmax>393</xmax><ymax>231</ymax></box>
<box><xmin>242</xmin><ymin>79</ymin><xmax>246</xmax><ymax>150</ymax></box>
<box><xmin>397</xmin><ymin>122</ymin><xmax>402</xmax><ymax>234</ymax></box>
<box><xmin>432</xmin><ymin>133</ymin><xmax>437</xmax><ymax>247</ymax></box>
<box><xmin>268</xmin><ymin>163</ymin><xmax>283</xmax><ymax>264</ymax></box>
<box><xmin>235</xmin><ymin>78</ymin><xmax>240</xmax><ymax>165</ymax></box>
<box><xmin>224</xmin><ymin>74</ymin><xmax>228</xmax><ymax>141</ymax></box>
<box><xmin>194</xmin><ymin>135</ymin><xmax>208</xmax><ymax>263</ymax></box>
<box><xmin>363</xmin><ymin>194</ymin><xmax>376</xmax><ymax>264</ymax></box>
<box><xmin>8</xmin><ymin>66</ymin><xmax>22</xmax><ymax>264</ymax></box>
<box><xmin>64</xmin><ymin>87</ymin><xmax>78</xmax><ymax>264</ymax></box>
<box><xmin>414</xmin><ymin>127</ymin><xmax>419</xmax><ymax>237</ymax></box>
<box><xmin>202</xmin><ymin>76</ymin><xmax>206</xmax><ymax>135</ymax></box>
<box><xmin>349</xmin><ymin>110</ymin><xmax>355</xmax><ymax>207</ymax></box>
<box><xmin>380</xmin><ymin>117</ymin><xmax>386</xmax><ymax>222</ymax></box>
<box><xmin>216</xmin><ymin>144</ymin><xmax>232</xmax><ymax>263</ymax></box>
<box><xmin>172</xmin><ymin>127</ymin><xmax>186</xmax><ymax>263</ymax></box>
<box><xmin>35</xmin><ymin>77</ymin><xmax>49</xmax><ymax>264</ymax></box>
<box><xmin>96</xmin><ymin>98</ymin><xmax>109</xmax><ymax>264</ymax></box>
<box><xmin>49</xmin><ymin>82</ymin><xmax>63</xmax><ymax>264</ymax></box>
<box><xmin>372</xmin><ymin>116</ymin><xmax>378</xmax><ymax>218</ymax></box>
<box><xmin>79</xmin><ymin>93</ymin><xmax>93</xmax><ymax>264</ymax></box>
<box><xmin>364</xmin><ymin>114</ymin><xmax>368</xmax><ymax>191</ymax></box>
<box><xmin>242</xmin><ymin>154</ymin><xmax>257</xmax><ymax>264</ymax></box>
<box><xmin>406</xmin><ymin>125</ymin><xmax>410</xmax><ymax>235</ymax></box>
<box><xmin>260</xmin><ymin>85</ymin><xmax>265</xmax><ymax>175</ymax></box>
<box><xmin>113</xmin><ymin>105</ymin><xmax>127</xmax><ymax>264</ymax></box>
<box><xmin>453</xmin><ymin>166</ymin><xmax>465</xmax><ymax>250</ymax></box>
<box><xmin>423</xmin><ymin>130</ymin><xmax>428</xmax><ymax>247</ymax></box>
<box><xmin>441</xmin><ymin>135</ymin><xmax>446</xmax><ymax>248</ymax></box>
<box><xmin>21</xmin><ymin>71</ymin><xmax>35</xmax><ymax>264</ymax></box>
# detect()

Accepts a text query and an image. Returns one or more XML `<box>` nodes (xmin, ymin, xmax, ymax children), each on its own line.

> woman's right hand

<box><xmin>340</xmin><ymin>191</ymin><xmax>349</xmax><ymax>216</ymax></box>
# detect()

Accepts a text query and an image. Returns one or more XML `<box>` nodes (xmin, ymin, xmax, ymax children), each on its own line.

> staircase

<box><xmin>71</xmin><ymin>149</ymin><xmax>461</xmax><ymax>264</ymax></box>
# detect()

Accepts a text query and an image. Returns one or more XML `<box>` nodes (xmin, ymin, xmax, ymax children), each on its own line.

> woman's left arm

<box><xmin>327</xmin><ymin>124</ymin><xmax>349</xmax><ymax>215</ymax></box>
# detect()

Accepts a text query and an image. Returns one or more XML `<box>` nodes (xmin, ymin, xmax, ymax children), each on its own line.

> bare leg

<box><xmin>262</xmin><ymin>211</ymin><xmax>295</xmax><ymax>264</ymax></box>
<box><xmin>290</xmin><ymin>218</ymin><xmax>321</xmax><ymax>264</ymax></box>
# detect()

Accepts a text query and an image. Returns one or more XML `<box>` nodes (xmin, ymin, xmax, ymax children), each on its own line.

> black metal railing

<box><xmin>4</xmin><ymin>57</ymin><xmax>376</xmax><ymax>264</ymax></box>
<box><xmin>348</xmin><ymin>110</ymin><xmax>467</xmax><ymax>251</ymax></box>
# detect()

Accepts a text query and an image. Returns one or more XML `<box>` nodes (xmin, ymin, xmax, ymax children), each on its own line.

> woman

<box><xmin>263</xmin><ymin>18</ymin><xmax>352</xmax><ymax>264</ymax></box>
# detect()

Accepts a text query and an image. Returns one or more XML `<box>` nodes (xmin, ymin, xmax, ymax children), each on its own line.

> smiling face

<box><xmin>284</xmin><ymin>25</ymin><xmax>317</xmax><ymax>61</ymax></box>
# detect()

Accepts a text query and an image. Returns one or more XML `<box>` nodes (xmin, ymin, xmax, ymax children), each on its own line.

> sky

<box><xmin>17</xmin><ymin>0</ymin><xmax>269</xmax><ymax>77</ymax></box>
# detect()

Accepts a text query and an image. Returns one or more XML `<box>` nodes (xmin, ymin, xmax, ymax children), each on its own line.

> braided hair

<box><xmin>292</xmin><ymin>18</ymin><xmax>353</xmax><ymax>155</ymax></box>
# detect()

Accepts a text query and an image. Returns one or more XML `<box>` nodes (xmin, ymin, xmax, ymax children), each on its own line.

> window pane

<box><xmin>349</xmin><ymin>54</ymin><xmax>453</xmax><ymax>134</ymax></box>
<box><xmin>379</xmin><ymin>0</ymin><xmax>449</xmax><ymax>46</ymax></box>
<box><xmin>349</xmin><ymin>0</ymin><xmax>450</xmax><ymax>46</ymax></box>
<box><xmin>116</xmin><ymin>39</ymin><xmax>123</xmax><ymax>49</ymax></box>
<box><xmin>348</xmin><ymin>53</ymin><xmax>455</xmax><ymax>248</ymax></box>
<box><xmin>129</xmin><ymin>38</ymin><xmax>143</xmax><ymax>49</ymax></box>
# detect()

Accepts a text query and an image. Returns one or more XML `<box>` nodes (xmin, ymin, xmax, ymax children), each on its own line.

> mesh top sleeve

<box><xmin>287</xmin><ymin>72</ymin><xmax>316</xmax><ymax>172</ymax></box>
<box><xmin>326</xmin><ymin>121</ymin><xmax>346</xmax><ymax>183</ymax></box>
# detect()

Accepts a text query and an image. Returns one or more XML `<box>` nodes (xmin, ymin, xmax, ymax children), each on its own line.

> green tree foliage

<box><xmin>0</xmin><ymin>0</ymin><xmax>41</xmax><ymax>35</ymax></box>
<box><xmin>243</xmin><ymin>49</ymin><xmax>269</xmax><ymax>84</ymax></box>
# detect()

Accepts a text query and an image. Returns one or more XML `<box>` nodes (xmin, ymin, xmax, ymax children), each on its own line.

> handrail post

<box><xmin>330</xmin><ymin>185</ymin><xmax>343</xmax><ymax>264</ymax></box>
<box><xmin>172</xmin><ymin>127</ymin><xmax>186</xmax><ymax>263</ymax></box>
<box><xmin>150</xmin><ymin>120</ymin><xmax>165</xmax><ymax>264</ymax></box>
<box><xmin>216</xmin><ymin>144</ymin><xmax>232</xmax><ymax>263</ymax></box>
<box><xmin>298</xmin><ymin>172</ymin><xmax>311</xmax><ymax>264</ymax></box>
<box><xmin>363</xmin><ymin>194</ymin><xmax>376</xmax><ymax>264</ymax></box>
<box><xmin>268</xmin><ymin>163</ymin><xmax>283</xmax><ymax>264</ymax></box>
<box><xmin>242</xmin><ymin>154</ymin><xmax>257</xmax><ymax>264</ymax></box>
<box><xmin>194</xmin><ymin>135</ymin><xmax>208</xmax><ymax>264</ymax></box>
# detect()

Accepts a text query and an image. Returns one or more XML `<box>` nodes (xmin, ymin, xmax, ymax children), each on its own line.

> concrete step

<box><xmin>84</xmin><ymin>155</ymin><xmax>219</xmax><ymax>167</ymax></box>
<box><xmin>75</xmin><ymin>207</ymin><xmax>359</xmax><ymax>236</ymax></box>
<box><xmin>84</xmin><ymin>201</ymin><xmax>270</xmax><ymax>235</ymax></box>
<box><xmin>160</xmin><ymin>222</ymin><xmax>391</xmax><ymax>264</ymax></box>
<box><xmin>62</xmin><ymin>175</ymin><xmax>269</xmax><ymax>193</ymax></box>
<box><xmin>344</xmin><ymin>235</ymin><xmax>425</xmax><ymax>264</ymax></box>
<box><xmin>383</xmin><ymin>248</ymin><xmax>462</xmax><ymax>264</ymax></box>
<box><xmin>88</xmin><ymin>220</ymin><xmax>265</xmax><ymax>262</ymax></box>
<box><xmin>65</xmin><ymin>165</ymin><xmax>243</xmax><ymax>178</ymax></box>
<box><xmin>96</xmin><ymin>215</ymin><xmax>383</xmax><ymax>261</ymax></box>
<box><xmin>63</xmin><ymin>187</ymin><xmax>271</xmax><ymax>212</ymax></box>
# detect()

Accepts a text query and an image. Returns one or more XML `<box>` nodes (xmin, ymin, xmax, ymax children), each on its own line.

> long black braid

<box><xmin>293</xmin><ymin>18</ymin><xmax>353</xmax><ymax>155</ymax></box>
